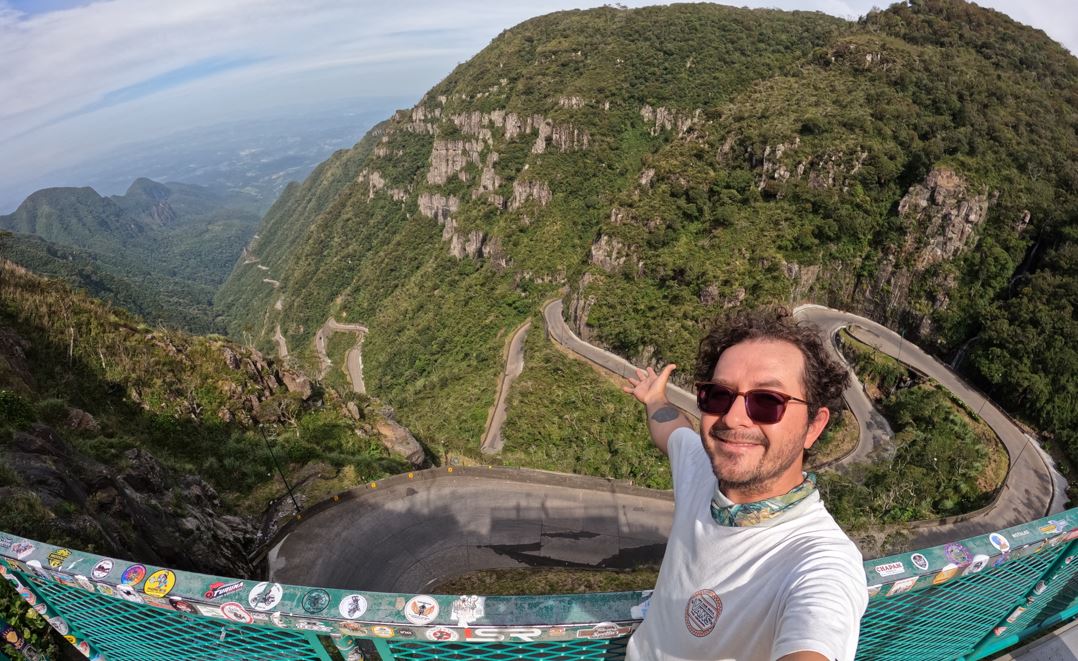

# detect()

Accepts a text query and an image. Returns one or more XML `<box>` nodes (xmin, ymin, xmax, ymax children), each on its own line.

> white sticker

<box><xmin>886</xmin><ymin>577</ymin><xmax>918</xmax><ymax>597</ymax></box>
<box><xmin>404</xmin><ymin>595</ymin><xmax>439</xmax><ymax>625</ymax></box>
<box><xmin>426</xmin><ymin>627</ymin><xmax>459</xmax><ymax>641</ymax></box>
<box><xmin>874</xmin><ymin>561</ymin><xmax>905</xmax><ymax>577</ymax></box>
<box><xmin>91</xmin><ymin>560</ymin><xmax>113</xmax><ymax>580</ymax></box>
<box><xmin>910</xmin><ymin>553</ymin><xmax>929</xmax><ymax>572</ymax></box>
<box><xmin>963</xmin><ymin>554</ymin><xmax>990</xmax><ymax>576</ymax></box>
<box><xmin>339</xmin><ymin>594</ymin><xmax>369</xmax><ymax>619</ymax></box>
<box><xmin>248</xmin><ymin>582</ymin><xmax>283</xmax><ymax>611</ymax></box>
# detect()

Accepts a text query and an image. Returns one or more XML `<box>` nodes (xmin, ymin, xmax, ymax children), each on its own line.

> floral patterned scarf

<box><xmin>710</xmin><ymin>473</ymin><xmax>817</xmax><ymax>527</ymax></box>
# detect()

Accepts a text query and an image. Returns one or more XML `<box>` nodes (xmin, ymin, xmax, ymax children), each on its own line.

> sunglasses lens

<box><xmin>697</xmin><ymin>384</ymin><xmax>735</xmax><ymax>416</ymax></box>
<box><xmin>745</xmin><ymin>391</ymin><xmax>787</xmax><ymax>424</ymax></box>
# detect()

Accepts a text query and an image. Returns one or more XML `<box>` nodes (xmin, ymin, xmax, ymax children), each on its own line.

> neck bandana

<box><xmin>710</xmin><ymin>473</ymin><xmax>817</xmax><ymax>527</ymax></box>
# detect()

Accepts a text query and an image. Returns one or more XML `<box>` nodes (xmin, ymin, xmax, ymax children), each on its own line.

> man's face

<box><xmin>699</xmin><ymin>338</ymin><xmax>829</xmax><ymax>500</ymax></box>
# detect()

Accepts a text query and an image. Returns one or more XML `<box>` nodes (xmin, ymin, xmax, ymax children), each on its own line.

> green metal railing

<box><xmin>3</xmin><ymin>509</ymin><xmax>1077</xmax><ymax>660</ymax></box>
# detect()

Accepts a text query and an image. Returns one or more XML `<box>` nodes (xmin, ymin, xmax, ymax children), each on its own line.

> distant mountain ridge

<box><xmin>1</xmin><ymin>178</ymin><xmax>262</xmax><ymax>332</ymax></box>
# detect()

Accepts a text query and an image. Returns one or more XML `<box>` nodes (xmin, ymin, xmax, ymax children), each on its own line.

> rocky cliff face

<box><xmin>857</xmin><ymin>168</ymin><xmax>989</xmax><ymax>335</ymax></box>
<box><xmin>3</xmin><ymin>424</ymin><xmax>256</xmax><ymax>577</ymax></box>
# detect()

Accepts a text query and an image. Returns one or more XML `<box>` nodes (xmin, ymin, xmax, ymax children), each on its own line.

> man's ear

<box><xmin>803</xmin><ymin>407</ymin><xmax>831</xmax><ymax>449</ymax></box>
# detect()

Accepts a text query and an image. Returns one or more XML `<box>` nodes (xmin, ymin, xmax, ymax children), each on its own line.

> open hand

<box><xmin>622</xmin><ymin>364</ymin><xmax>677</xmax><ymax>406</ymax></box>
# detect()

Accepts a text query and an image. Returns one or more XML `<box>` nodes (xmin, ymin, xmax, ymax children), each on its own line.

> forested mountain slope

<box><xmin>1</xmin><ymin>178</ymin><xmax>262</xmax><ymax>332</ymax></box>
<box><xmin>217</xmin><ymin>1</ymin><xmax>1077</xmax><ymax>482</ymax></box>
<box><xmin>0</xmin><ymin>261</ymin><xmax>408</xmax><ymax>574</ymax></box>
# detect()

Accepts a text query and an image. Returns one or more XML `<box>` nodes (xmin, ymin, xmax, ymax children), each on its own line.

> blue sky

<box><xmin>0</xmin><ymin>0</ymin><xmax>1073</xmax><ymax>190</ymax></box>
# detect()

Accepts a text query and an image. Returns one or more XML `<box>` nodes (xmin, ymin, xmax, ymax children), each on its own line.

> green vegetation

<box><xmin>214</xmin><ymin>1</ymin><xmax>1074</xmax><ymax>498</ymax></box>
<box><xmin>0</xmin><ymin>262</ymin><xmax>407</xmax><ymax>527</ymax></box>
<box><xmin>820</xmin><ymin>331</ymin><xmax>1008</xmax><ymax>530</ymax></box>
<box><xmin>497</xmin><ymin>314</ymin><xmax>670</xmax><ymax>488</ymax></box>
<box><xmin>0</xmin><ymin>576</ymin><xmax>58</xmax><ymax>661</ymax></box>
<box><xmin>0</xmin><ymin>179</ymin><xmax>261</xmax><ymax>333</ymax></box>
<box><xmin>433</xmin><ymin>566</ymin><xmax>659</xmax><ymax>596</ymax></box>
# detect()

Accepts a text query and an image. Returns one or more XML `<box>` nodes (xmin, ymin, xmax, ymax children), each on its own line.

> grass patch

<box><xmin>432</xmin><ymin>566</ymin><xmax>659</xmax><ymax>596</ymax></box>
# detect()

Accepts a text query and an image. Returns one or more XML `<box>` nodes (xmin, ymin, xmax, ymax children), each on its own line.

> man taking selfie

<box><xmin>624</xmin><ymin>307</ymin><xmax>867</xmax><ymax>661</ymax></box>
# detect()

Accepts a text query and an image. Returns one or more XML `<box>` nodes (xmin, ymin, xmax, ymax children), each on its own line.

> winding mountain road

<box><xmin>542</xmin><ymin>300</ymin><xmax>1064</xmax><ymax>544</ymax></box>
<box><xmin>265</xmin><ymin>298</ymin><xmax>1064</xmax><ymax>589</ymax></box>
<box><xmin>481</xmin><ymin>321</ymin><xmax>531</xmax><ymax>455</ymax></box>
<box><xmin>314</xmin><ymin>317</ymin><xmax>368</xmax><ymax>394</ymax></box>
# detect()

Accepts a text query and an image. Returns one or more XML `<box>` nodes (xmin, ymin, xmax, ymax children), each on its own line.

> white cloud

<box><xmin>0</xmin><ymin>0</ymin><xmax>1073</xmax><ymax>188</ymax></box>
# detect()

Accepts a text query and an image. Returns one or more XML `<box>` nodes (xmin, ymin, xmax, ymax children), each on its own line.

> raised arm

<box><xmin>622</xmin><ymin>364</ymin><xmax>693</xmax><ymax>456</ymax></box>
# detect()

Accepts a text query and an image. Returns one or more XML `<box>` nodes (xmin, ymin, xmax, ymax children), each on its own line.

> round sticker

<box><xmin>169</xmin><ymin>597</ymin><xmax>198</xmax><ymax>614</ymax></box>
<box><xmin>684</xmin><ymin>589</ymin><xmax>722</xmax><ymax>638</ymax></box>
<box><xmin>120</xmin><ymin>564</ymin><xmax>146</xmax><ymax>586</ymax></box>
<box><xmin>910</xmin><ymin>553</ymin><xmax>929</xmax><ymax>572</ymax></box>
<box><xmin>115</xmin><ymin>584</ymin><xmax>144</xmax><ymax>603</ymax></box>
<box><xmin>248</xmin><ymin>582</ymin><xmax>283</xmax><ymax>611</ymax></box>
<box><xmin>989</xmin><ymin>533</ymin><xmax>1011</xmax><ymax>553</ymax></box>
<box><xmin>372</xmin><ymin>625</ymin><xmax>394</xmax><ymax>638</ymax></box>
<box><xmin>932</xmin><ymin>563</ymin><xmax>960</xmax><ymax>585</ymax></box>
<box><xmin>96</xmin><ymin>583</ymin><xmax>115</xmax><ymax>596</ymax></box>
<box><xmin>303</xmin><ymin>589</ymin><xmax>331</xmax><ymax>614</ymax></box>
<box><xmin>426</xmin><ymin>627</ymin><xmax>459</xmax><ymax>641</ymax></box>
<box><xmin>867</xmin><ymin>584</ymin><xmax>882</xmax><ymax>598</ymax></box>
<box><xmin>75</xmin><ymin>575</ymin><xmax>94</xmax><ymax>592</ymax></box>
<box><xmin>144</xmin><ymin>570</ymin><xmax>176</xmax><ymax>598</ymax></box>
<box><xmin>945</xmin><ymin>543</ymin><xmax>972</xmax><ymax>566</ymax></box>
<box><xmin>962</xmin><ymin>554</ymin><xmax>990</xmax><ymax>576</ymax></box>
<box><xmin>48</xmin><ymin>616</ymin><xmax>69</xmax><ymax>635</ymax></box>
<box><xmin>91</xmin><ymin>560</ymin><xmax>113</xmax><ymax>580</ymax></box>
<box><xmin>221</xmin><ymin>602</ymin><xmax>254</xmax><ymax>624</ymax></box>
<box><xmin>77</xmin><ymin>641</ymin><xmax>90</xmax><ymax>655</ymax></box>
<box><xmin>339</xmin><ymin>594</ymin><xmax>369</xmax><ymax>619</ymax></box>
<box><xmin>404</xmin><ymin>595</ymin><xmax>439</xmax><ymax>625</ymax></box>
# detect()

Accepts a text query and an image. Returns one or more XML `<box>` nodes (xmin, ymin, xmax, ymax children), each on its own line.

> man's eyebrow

<box><xmin>752</xmin><ymin>378</ymin><xmax>789</xmax><ymax>389</ymax></box>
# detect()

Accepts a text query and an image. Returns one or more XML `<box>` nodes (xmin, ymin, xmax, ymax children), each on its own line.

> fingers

<box><xmin>656</xmin><ymin>363</ymin><xmax>677</xmax><ymax>386</ymax></box>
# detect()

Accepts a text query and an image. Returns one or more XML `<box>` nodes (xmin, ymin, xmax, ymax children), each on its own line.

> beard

<box><xmin>703</xmin><ymin>421</ymin><xmax>806</xmax><ymax>497</ymax></box>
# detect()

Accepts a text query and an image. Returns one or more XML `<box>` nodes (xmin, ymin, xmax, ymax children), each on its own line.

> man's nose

<box><xmin>722</xmin><ymin>393</ymin><xmax>754</xmax><ymax>427</ymax></box>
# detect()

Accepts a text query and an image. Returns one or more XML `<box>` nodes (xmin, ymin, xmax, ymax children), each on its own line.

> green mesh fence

<box><xmin>3</xmin><ymin>510</ymin><xmax>1077</xmax><ymax>660</ymax></box>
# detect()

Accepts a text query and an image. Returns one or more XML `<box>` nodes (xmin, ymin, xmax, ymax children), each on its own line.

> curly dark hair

<box><xmin>695</xmin><ymin>306</ymin><xmax>848</xmax><ymax>420</ymax></box>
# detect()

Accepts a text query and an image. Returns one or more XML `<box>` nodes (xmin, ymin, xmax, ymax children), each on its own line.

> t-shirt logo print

<box><xmin>684</xmin><ymin>589</ymin><xmax>722</xmax><ymax>637</ymax></box>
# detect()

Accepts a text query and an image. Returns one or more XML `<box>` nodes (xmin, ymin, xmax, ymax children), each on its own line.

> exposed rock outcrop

<box><xmin>860</xmin><ymin>168</ymin><xmax>988</xmax><ymax>333</ymax></box>
<box><xmin>374</xmin><ymin>407</ymin><xmax>426</xmax><ymax>466</ymax></box>
<box><xmin>509</xmin><ymin>179</ymin><xmax>552</xmax><ymax>210</ymax></box>
<box><xmin>418</xmin><ymin>192</ymin><xmax>460</xmax><ymax>225</ymax></box>
<box><xmin>590</xmin><ymin>234</ymin><xmax>635</xmax><ymax>273</ymax></box>
<box><xmin>640</xmin><ymin>104</ymin><xmax>700</xmax><ymax>136</ymax></box>
<box><xmin>427</xmin><ymin>139</ymin><xmax>483</xmax><ymax>185</ymax></box>
<box><xmin>3</xmin><ymin>424</ymin><xmax>257</xmax><ymax>577</ymax></box>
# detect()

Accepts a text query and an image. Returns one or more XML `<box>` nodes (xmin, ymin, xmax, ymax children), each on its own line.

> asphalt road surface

<box><xmin>542</xmin><ymin>299</ymin><xmax>699</xmax><ymax>420</ymax></box>
<box><xmin>268</xmin><ymin>469</ymin><xmax>672</xmax><ymax>592</ymax></box>
<box><xmin>797</xmin><ymin>306</ymin><xmax>1064</xmax><ymax>544</ymax></box>
<box><xmin>268</xmin><ymin>301</ymin><xmax>1064</xmax><ymax>587</ymax></box>
<box><xmin>315</xmin><ymin>317</ymin><xmax>368</xmax><ymax>394</ymax></box>
<box><xmin>793</xmin><ymin>306</ymin><xmax>895</xmax><ymax>465</ymax></box>
<box><xmin>481</xmin><ymin>321</ymin><xmax>531</xmax><ymax>455</ymax></box>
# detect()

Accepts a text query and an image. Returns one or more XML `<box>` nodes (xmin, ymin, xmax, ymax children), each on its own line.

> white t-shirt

<box><xmin>626</xmin><ymin>427</ymin><xmax>868</xmax><ymax>661</ymax></box>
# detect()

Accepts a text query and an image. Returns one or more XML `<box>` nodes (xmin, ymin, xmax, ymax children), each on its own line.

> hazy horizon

<box><xmin>2</xmin><ymin>0</ymin><xmax>1074</xmax><ymax>210</ymax></box>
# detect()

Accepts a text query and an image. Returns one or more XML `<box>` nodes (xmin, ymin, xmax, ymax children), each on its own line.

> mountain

<box><xmin>1</xmin><ymin>178</ymin><xmax>263</xmax><ymax>332</ymax></box>
<box><xmin>0</xmin><ymin>260</ymin><xmax>411</xmax><ymax>574</ymax></box>
<box><xmin>216</xmin><ymin>1</ymin><xmax>1077</xmax><ymax>486</ymax></box>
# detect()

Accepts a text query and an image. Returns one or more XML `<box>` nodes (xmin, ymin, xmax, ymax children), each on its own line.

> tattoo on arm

<box><xmin>650</xmin><ymin>406</ymin><xmax>680</xmax><ymax>423</ymax></box>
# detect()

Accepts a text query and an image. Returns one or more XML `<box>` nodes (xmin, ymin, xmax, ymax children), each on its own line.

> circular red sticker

<box><xmin>684</xmin><ymin>589</ymin><xmax>722</xmax><ymax>638</ymax></box>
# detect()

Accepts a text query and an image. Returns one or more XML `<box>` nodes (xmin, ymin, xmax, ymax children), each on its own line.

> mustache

<box><xmin>708</xmin><ymin>424</ymin><xmax>766</xmax><ymax>445</ymax></box>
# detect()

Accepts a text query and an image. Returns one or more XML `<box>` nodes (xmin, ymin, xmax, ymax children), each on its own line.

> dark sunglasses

<box><xmin>695</xmin><ymin>382</ymin><xmax>809</xmax><ymax>424</ymax></box>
